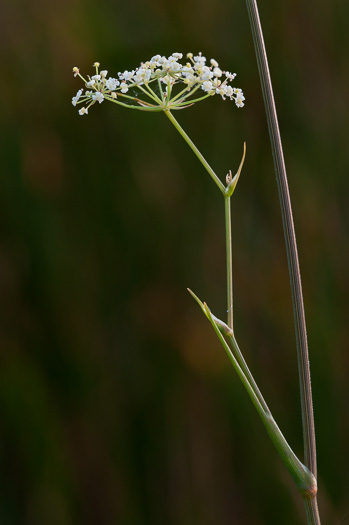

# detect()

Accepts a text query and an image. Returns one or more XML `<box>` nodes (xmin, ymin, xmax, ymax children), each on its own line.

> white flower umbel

<box><xmin>71</xmin><ymin>53</ymin><xmax>245</xmax><ymax>115</ymax></box>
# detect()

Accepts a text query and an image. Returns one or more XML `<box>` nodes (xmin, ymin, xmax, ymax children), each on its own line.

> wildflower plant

<box><xmin>72</xmin><ymin>47</ymin><xmax>320</xmax><ymax>525</ymax></box>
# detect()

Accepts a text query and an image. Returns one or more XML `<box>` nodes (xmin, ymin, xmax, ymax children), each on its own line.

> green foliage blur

<box><xmin>1</xmin><ymin>0</ymin><xmax>348</xmax><ymax>523</ymax></box>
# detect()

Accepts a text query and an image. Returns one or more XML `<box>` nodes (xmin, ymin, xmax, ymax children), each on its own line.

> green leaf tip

<box><xmin>225</xmin><ymin>142</ymin><xmax>246</xmax><ymax>197</ymax></box>
<box><xmin>187</xmin><ymin>288</ymin><xmax>210</xmax><ymax>318</ymax></box>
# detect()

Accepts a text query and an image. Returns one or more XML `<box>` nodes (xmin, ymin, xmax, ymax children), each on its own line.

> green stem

<box><xmin>166</xmin><ymin>79</ymin><xmax>172</xmax><ymax>105</ymax></box>
<box><xmin>170</xmin><ymin>85</ymin><xmax>194</xmax><ymax>104</ymax></box>
<box><xmin>223</xmin><ymin>144</ymin><xmax>246</xmax><ymax>332</ymax></box>
<box><xmin>157</xmin><ymin>79</ymin><xmax>164</xmax><ymax>102</ymax></box>
<box><xmin>204</xmin><ymin>305</ymin><xmax>317</xmax><ymax>497</ymax></box>
<box><xmin>105</xmin><ymin>96</ymin><xmax>163</xmax><ymax>111</ymax></box>
<box><xmin>172</xmin><ymin>92</ymin><xmax>213</xmax><ymax>107</ymax></box>
<box><xmin>164</xmin><ymin>110</ymin><xmax>225</xmax><ymax>193</ymax></box>
<box><xmin>211</xmin><ymin>314</ymin><xmax>269</xmax><ymax>413</ymax></box>
<box><xmin>225</xmin><ymin>196</ymin><xmax>234</xmax><ymax>330</ymax></box>
<box><xmin>137</xmin><ymin>84</ymin><xmax>160</xmax><ymax>103</ymax></box>
<box><xmin>144</xmin><ymin>83</ymin><xmax>163</xmax><ymax>104</ymax></box>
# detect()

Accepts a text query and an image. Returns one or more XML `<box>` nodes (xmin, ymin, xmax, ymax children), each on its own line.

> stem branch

<box><xmin>164</xmin><ymin>110</ymin><xmax>225</xmax><ymax>193</ymax></box>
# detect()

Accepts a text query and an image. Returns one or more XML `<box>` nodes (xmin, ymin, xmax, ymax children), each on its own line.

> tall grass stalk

<box><xmin>245</xmin><ymin>0</ymin><xmax>320</xmax><ymax>522</ymax></box>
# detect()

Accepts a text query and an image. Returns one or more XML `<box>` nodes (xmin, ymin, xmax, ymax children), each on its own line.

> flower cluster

<box><xmin>72</xmin><ymin>53</ymin><xmax>245</xmax><ymax>115</ymax></box>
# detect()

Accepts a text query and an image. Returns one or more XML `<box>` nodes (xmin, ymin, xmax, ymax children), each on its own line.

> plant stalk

<box><xmin>225</xmin><ymin>196</ymin><xmax>234</xmax><ymax>330</ymax></box>
<box><xmin>164</xmin><ymin>110</ymin><xmax>225</xmax><ymax>194</ymax></box>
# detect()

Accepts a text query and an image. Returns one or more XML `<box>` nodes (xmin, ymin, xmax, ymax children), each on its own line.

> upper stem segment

<box><xmin>225</xmin><ymin>196</ymin><xmax>234</xmax><ymax>330</ymax></box>
<box><xmin>164</xmin><ymin>110</ymin><xmax>225</xmax><ymax>194</ymax></box>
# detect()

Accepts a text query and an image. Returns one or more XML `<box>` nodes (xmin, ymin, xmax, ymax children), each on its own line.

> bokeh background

<box><xmin>1</xmin><ymin>0</ymin><xmax>348</xmax><ymax>523</ymax></box>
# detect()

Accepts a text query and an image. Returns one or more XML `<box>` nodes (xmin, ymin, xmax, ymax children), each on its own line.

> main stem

<box><xmin>225</xmin><ymin>197</ymin><xmax>234</xmax><ymax>330</ymax></box>
<box><xmin>164</xmin><ymin>111</ymin><xmax>235</xmax><ymax>332</ymax></box>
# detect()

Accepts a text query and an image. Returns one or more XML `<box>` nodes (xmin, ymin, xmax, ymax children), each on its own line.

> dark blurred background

<box><xmin>0</xmin><ymin>0</ymin><xmax>348</xmax><ymax>523</ymax></box>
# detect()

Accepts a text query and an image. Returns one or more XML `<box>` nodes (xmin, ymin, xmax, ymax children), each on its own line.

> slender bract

<box><xmin>245</xmin><ymin>0</ymin><xmax>320</xmax><ymax>522</ymax></box>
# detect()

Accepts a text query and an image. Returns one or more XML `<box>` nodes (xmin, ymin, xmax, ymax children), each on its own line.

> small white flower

<box><xmin>202</xmin><ymin>81</ymin><xmax>213</xmax><ymax>92</ymax></box>
<box><xmin>225</xmin><ymin>85</ymin><xmax>234</xmax><ymax>98</ymax></box>
<box><xmin>183</xmin><ymin>74</ymin><xmax>196</xmax><ymax>87</ymax></box>
<box><xmin>172</xmin><ymin>52</ymin><xmax>183</xmax><ymax>59</ymax></box>
<box><xmin>133</xmin><ymin>72</ymin><xmax>143</xmax><ymax>84</ymax></box>
<box><xmin>111</xmin><ymin>92</ymin><xmax>117</xmax><ymax>99</ymax></box>
<box><xmin>216</xmin><ymin>85</ymin><xmax>227</xmax><ymax>98</ymax></box>
<box><xmin>93</xmin><ymin>62</ymin><xmax>100</xmax><ymax>68</ymax></box>
<box><xmin>100</xmin><ymin>70</ymin><xmax>108</xmax><ymax>77</ymax></box>
<box><xmin>120</xmin><ymin>82</ymin><xmax>128</xmax><ymax>93</ymax></box>
<box><xmin>199</xmin><ymin>66</ymin><xmax>213</xmax><ymax>81</ymax></box>
<box><xmin>167</xmin><ymin>56</ymin><xmax>179</xmax><ymax>65</ymax></box>
<box><xmin>233</xmin><ymin>88</ymin><xmax>245</xmax><ymax>100</ymax></box>
<box><xmin>86</xmin><ymin>80</ymin><xmax>95</xmax><ymax>87</ymax></box>
<box><xmin>181</xmin><ymin>66</ymin><xmax>194</xmax><ymax>76</ymax></box>
<box><xmin>93</xmin><ymin>91</ymin><xmax>104</xmax><ymax>103</ymax></box>
<box><xmin>235</xmin><ymin>95</ymin><xmax>245</xmax><ymax>108</ymax></box>
<box><xmin>119</xmin><ymin>70</ymin><xmax>134</xmax><ymax>81</ymax></box>
<box><xmin>72</xmin><ymin>88</ymin><xmax>83</xmax><ymax>106</ymax></box>
<box><xmin>234</xmin><ymin>89</ymin><xmax>245</xmax><ymax>106</ymax></box>
<box><xmin>173</xmin><ymin>62</ymin><xmax>183</xmax><ymax>72</ymax></box>
<box><xmin>91</xmin><ymin>74</ymin><xmax>101</xmax><ymax>82</ymax></box>
<box><xmin>194</xmin><ymin>54</ymin><xmax>206</xmax><ymax>64</ymax></box>
<box><xmin>225</xmin><ymin>71</ymin><xmax>236</xmax><ymax>81</ymax></box>
<box><xmin>133</xmin><ymin>66</ymin><xmax>151</xmax><ymax>84</ymax></box>
<box><xmin>213</xmin><ymin>67</ymin><xmax>223</xmax><ymax>77</ymax></box>
<box><xmin>78</xmin><ymin>107</ymin><xmax>88</xmax><ymax>115</ymax></box>
<box><xmin>150</xmin><ymin>54</ymin><xmax>161</xmax><ymax>63</ymax></box>
<box><xmin>210</xmin><ymin>58</ymin><xmax>219</xmax><ymax>68</ymax></box>
<box><xmin>140</xmin><ymin>67</ymin><xmax>152</xmax><ymax>80</ymax></box>
<box><xmin>106</xmin><ymin>77</ymin><xmax>119</xmax><ymax>90</ymax></box>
